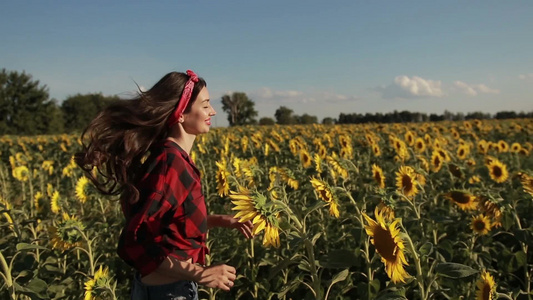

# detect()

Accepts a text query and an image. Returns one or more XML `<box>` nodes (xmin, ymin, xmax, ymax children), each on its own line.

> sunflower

<box><xmin>377</xmin><ymin>201</ymin><xmax>395</xmax><ymax>221</ymax></box>
<box><xmin>518</xmin><ymin>172</ymin><xmax>533</xmax><ymax>197</ymax></box>
<box><xmin>479</xmin><ymin>196</ymin><xmax>502</xmax><ymax>228</ymax></box>
<box><xmin>372</xmin><ymin>143</ymin><xmax>382</xmax><ymax>157</ymax></box>
<box><xmin>34</xmin><ymin>191</ymin><xmax>45</xmax><ymax>213</ymax></box>
<box><xmin>50</xmin><ymin>190</ymin><xmax>60</xmax><ymax>214</ymax></box>
<box><xmin>362</xmin><ymin>206</ymin><xmax>409</xmax><ymax>283</ymax></box>
<box><xmin>49</xmin><ymin>213</ymin><xmax>85</xmax><ymax>251</ymax></box>
<box><xmin>404</xmin><ymin>130</ymin><xmax>415</xmax><ymax>146</ymax></box>
<box><xmin>430</xmin><ymin>150</ymin><xmax>443</xmax><ymax>173</ymax></box>
<box><xmin>326</xmin><ymin>155</ymin><xmax>349</xmax><ymax>179</ymax></box>
<box><xmin>443</xmin><ymin>190</ymin><xmax>477</xmax><ymax>210</ymax></box>
<box><xmin>310</xmin><ymin>177</ymin><xmax>340</xmax><ymax>218</ymax></box>
<box><xmin>215</xmin><ymin>161</ymin><xmax>230</xmax><ymax>196</ymax></box>
<box><xmin>313</xmin><ymin>153</ymin><xmax>323</xmax><ymax>173</ymax></box>
<box><xmin>510</xmin><ymin>142</ymin><xmax>521</xmax><ymax>153</ymax></box>
<box><xmin>497</xmin><ymin>140</ymin><xmax>509</xmax><ymax>153</ymax></box>
<box><xmin>84</xmin><ymin>265</ymin><xmax>112</xmax><ymax>300</ymax></box>
<box><xmin>395</xmin><ymin>166</ymin><xmax>419</xmax><ymax>198</ymax></box>
<box><xmin>299</xmin><ymin>149</ymin><xmax>312</xmax><ymax>168</ymax></box>
<box><xmin>414</xmin><ymin>137</ymin><xmax>426</xmax><ymax>153</ymax></box>
<box><xmin>469</xmin><ymin>175</ymin><xmax>481</xmax><ymax>184</ymax></box>
<box><xmin>372</xmin><ymin>164</ymin><xmax>386</xmax><ymax>189</ymax></box>
<box><xmin>477</xmin><ymin>140</ymin><xmax>489</xmax><ymax>154</ymax></box>
<box><xmin>457</xmin><ymin>144</ymin><xmax>470</xmax><ymax>160</ymax></box>
<box><xmin>241</xmin><ymin>136</ymin><xmax>249</xmax><ymax>152</ymax></box>
<box><xmin>12</xmin><ymin>166</ymin><xmax>30</xmax><ymax>182</ymax></box>
<box><xmin>471</xmin><ymin>214</ymin><xmax>491</xmax><ymax>235</ymax></box>
<box><xmin>476</xmin><ymin>270</ymin><xmax>496</xmax><ymax>300</ymax></box>
<box><xmin>486</xmin><ymin>158</ymin><xmax>508</xmax><ymax>183</ymax></box>
<box><xmin>75</xmin><ymin>176</ymin><xmax>90</xmax><ymax>204</ymax></box>
<box><xmin>230</xmin><ymin>186</ymin><xmax>281</xmax><ymax>247</ymax></box>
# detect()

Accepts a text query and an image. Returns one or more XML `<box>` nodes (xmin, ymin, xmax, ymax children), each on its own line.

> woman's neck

<box><xmin>167</xmin><ymin>135</ymin><xmax>195</xmax><ymax>155</ymax></box>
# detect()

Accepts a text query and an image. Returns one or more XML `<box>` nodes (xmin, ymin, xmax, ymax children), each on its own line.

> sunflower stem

<box><xmin>400</xmin><ymin>222</ymin><xmax>426</xmax><ymax>300</ymax></box>
<box><xmin>0</xmin><ymin>248</ymin><xmax>15</xmax><ymax>299</ymax></box>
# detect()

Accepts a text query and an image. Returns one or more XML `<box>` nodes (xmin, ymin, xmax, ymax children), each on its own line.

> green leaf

<box><xmin>510</xmin><ymin>251</ymin><xmax>527</xmax><ymax>270</ymax></box>
<box><xmin>329</xmin><ymin>269</ymin><xmax>349</xmax><ymax>285</ymax></box>
<box><xmin>435</xmin><ymin>263</ymin><xmax>478</xmax><ymax>278</ymax></box>
<box><xmin>16</xmin><ymin>243</ymin><xmax>48</xmax><ymax>251</ymax></box>
<box><xmin>419</xmin><ymin>242</ymin><xmax>433</xmax><ymax>256</ymax></box>
<box><xmin>311</xmin><ymin>232</ymin><xmax>322</xmax><ymax>246</ymax></box>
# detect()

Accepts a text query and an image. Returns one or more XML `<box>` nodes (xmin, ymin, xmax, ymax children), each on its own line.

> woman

<box><xmin>75</xmin><ymin>70</ymin><xmax>253</xmax><ymax>299</ymax></box>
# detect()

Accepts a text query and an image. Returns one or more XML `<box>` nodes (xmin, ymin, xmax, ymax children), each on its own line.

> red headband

<box><xmin>167</xmin><ymin>70</ymin><xmax>199</xmax><ymax>127</ymax></box>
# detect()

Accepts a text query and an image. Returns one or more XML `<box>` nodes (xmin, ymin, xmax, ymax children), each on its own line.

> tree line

<box><xmin>1</xmin><ymin>69</ymin><xmax>531</xmax><ymax>135</ymax></box>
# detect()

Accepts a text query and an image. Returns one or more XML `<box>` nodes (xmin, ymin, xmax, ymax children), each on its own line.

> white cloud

<box><xmin>518</xmin><ymin>73</ymin><xmax>533</xmax><ymax>81</ymax></box>
<box><xmin>395</xmin><ymin>76</ymin><xmax>444</xmax><ymax>97</ymax></box>
<box><xmin>248</xmin><ymin>87</ymin><xmax>357</xmax><ymax>104</ymax></box>
<box><xmin>376</xmin><ymin>75</ymin><xmax>444</xmax><ymax>99</ymax></box>
<box><xmin>453</xmin><ymin>81</ymin><xmax>499</xmax><ymax>96</ymax></box>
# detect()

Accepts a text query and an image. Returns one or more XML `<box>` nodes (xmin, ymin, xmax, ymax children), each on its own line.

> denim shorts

<box><xmin>131</xmin><ymin>273</ymin><xmax>198</xmax><ymax>300</ymax></box>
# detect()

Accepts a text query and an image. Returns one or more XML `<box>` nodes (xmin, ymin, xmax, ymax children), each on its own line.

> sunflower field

<box><xmin>1</xmin><ymin>119</ymin><xmax>532</xmax><ymax>300</ymax></box>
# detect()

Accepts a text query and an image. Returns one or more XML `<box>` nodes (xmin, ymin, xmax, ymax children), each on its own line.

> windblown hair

<box><xmin>74</xmin><ymin>72</ymin><xmax>206</xmax><ymax>204</ymax></box>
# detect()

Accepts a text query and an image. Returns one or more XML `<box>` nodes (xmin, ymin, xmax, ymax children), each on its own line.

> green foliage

<box><xmin>0</xmin><ymin>69</ymin><xmax>62</xmax><ymax>135</ymax></box>
<box><xmin>259</xmin><ymin>117</ymin><xmax>275</xmax><ymax>126</ymax></box>
<box><xmin>61</xmin><ymin>93</ymin><xmax>119</xmax><ymax>133</ymax></box>
<box><xmin>221</xmin><ymin>92</ymin><xmax>258</xmax><ymax>126</ymax></box>
<box><xmin>274</xmin><ymin>106</ymin><xmax>295</xmax><ymax>125</ymax></box>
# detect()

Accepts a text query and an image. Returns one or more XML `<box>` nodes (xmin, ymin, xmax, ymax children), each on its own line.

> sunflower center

<box><xmin>482</xmin><ymin>283</ymin><xmax>491</xmax><ymax>300</ymax></box>
<box><xmin>450</xmin><ymin>191</ymin><xmax>470</xmax><ymax>204</ymax></box>
<box><xmin>373</xmin><ymin>226</ymin><xmax>397</xmax><ymax>262</ymax></box>
<box><xmin>474</xmin><ymin>220</ymin><xmax>486</xmax><ymax>231</ymax></box>
<box><xmin>402</xmin><ymin>175</ymin><xmax>413</xmax><ymax>192</ymax></box>
<box><xmin>374</xmin><ymin>172</ymin><xmax>382</xmax><ymax>184</ymax></box>
<box><xmin>492</xmin><ymin>166</ymin><xmax>502</xmax><ymax>177</ymax></box>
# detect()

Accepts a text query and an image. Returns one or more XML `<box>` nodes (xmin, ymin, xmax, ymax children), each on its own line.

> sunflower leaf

<box><xmin>16</xmin><ymin>242</ymin><xmax>48</xmax><ymax>251</ymax></box>
<box><xmin>435</xmin><ymin>262</ymin><xmax>478</xmax><ymax>278</ymax></box>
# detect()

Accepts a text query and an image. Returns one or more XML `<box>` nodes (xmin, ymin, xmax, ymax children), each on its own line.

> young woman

<box><xmin>75</xmin><ymin>70</ymin><xmax>253</xmax><ymax>299</ymax></box>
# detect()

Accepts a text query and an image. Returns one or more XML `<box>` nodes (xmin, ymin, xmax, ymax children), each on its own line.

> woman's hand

<box><xmin>207</xmin><ymin>214</ymin><xmax>254</xmax><ymax>239</ymax></box>
<box><xmin>197</xmin><ymin>264</ymin><xmax>236</xmax><ymax>291</ymax></box>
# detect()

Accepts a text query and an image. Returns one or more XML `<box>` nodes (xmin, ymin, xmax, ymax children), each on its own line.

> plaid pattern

<box><xmin>118</xmin><ymin>140</ymin><xmax>208</xmax><ymax>276</ymax></box>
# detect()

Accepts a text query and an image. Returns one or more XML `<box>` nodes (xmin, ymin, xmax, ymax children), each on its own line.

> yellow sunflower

<box><xmin>230</xmin><ymin>186</ymin><xmax>281</xmax><ymax>247</ymax></box>
<box><xmin>326</xmin><ymin>155</ymin><xmax>349</xmax><ymax>179</ymax></box>
<box><xmin>476</xmin><ymin>270</ymin><xmax>496</xmax><ymax>300</ymax></box>
<box><xmin>457</xmin><ymin>144</ymin><xmax>470</xmax><ymax>160</ymax></box>
<box><xmin>479</xmin><ymin>197</ymin><xmax>502</xmax><ymax>228</ymax></box>
<box><xmin>372</xmin><ymin>164</ymin><xmax>386</xmax><ymax>189</ymax></box>
<box><xmin>12</xmin><ymin>166</ymin><xmax>30</xmax><ymax>182</ymax></box>
<box><xmin>314</xmin><ymin>153</ymin><xmax>323</xmax><ymax>173</ymax></box>
<box><xmin>310</xmin><ymin>177</ymin><xmax>340</xmax><ymax>218</ymax></box>
<box><xmin>84</xmin><ymin>265</ymin><xmax>112</xmax><ymax>300</ymax></box>
<box><xmin>395</xmin><ymin>166</ymin><xmax>419</xmax><ymax>198</ymax></box>
<box><xmin>510</xmin><ymin>142</ymin><xmax>521</xmax><ymax>153</ymax></box>
<box><xmin>215</xmin><ymin>161</ymin><xmax>230</xmax><ymax>196</ymax></box>
<box><xmin>486</xmin><ymin>158</ymin><xmax>508</xmax><ymax>183</ymax></box>
<box><xmin>75</xmin><ymin>176</ymin><xmax>90</xmax><ymax>204</ymax></box>
<box><xmin>471</xmin><ymin>215</ymin><xmax>491</xmax><ymax>235</ymax></box>
<box><xmin>468</xmin><ymin>175</ymin><xmax>481</xmax><ymax>184</ymax></box>
<box><xmin>518</xmin><ymin>172</ymin><xmax>533</xmax><ymax>197</ymax></box>
<box><xmin>372</xmin><ymin>143</ymin><xmax>382</xmax><ymax>157</ymax></box>
<box><xmin>299</xmin><ymin>149</ymin><xmax>312</xmax><ymax>168</ymax></box>
<box><xmin>430</xmin><ymin>150</ymin><xmax>443</xmax><ymax>173</ymax></box>
<box><xmin>497</xmin><ymin>140</ymin><xmax>509</xmax><ymax>153</ymax></box>
<box><xmin>362</xmin><ymin>206</ymin><xmax>409</xmax><ymax>283</ymax></box>
<box><xmin>443</xmin><ymin>190</ymin><xmax>477</xmax><ymax>210</ymax></box>
<box><xmin>50</xmin><ymin>190</ymin><xmax>60</xmax><ymax>214</ymax></box>
<box><xmin>414</xmin><ymin>137</ymin><xmax>426</xmax><ymax>153</ymax></box>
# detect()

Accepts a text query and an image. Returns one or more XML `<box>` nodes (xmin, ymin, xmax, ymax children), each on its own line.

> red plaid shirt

<box><xmin>118</xmin><ymin>139</ymin><xmax>208</xmax><ymax>276</ymax></box>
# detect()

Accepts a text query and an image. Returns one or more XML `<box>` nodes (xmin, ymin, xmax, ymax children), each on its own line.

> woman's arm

<box><xmin>153</xmin><ymin>255</ymin><xmax>237</xmax><ymax>291</ymax></box>
<box><xmin>207</xmin><ymin>214</ymin><xmax>254</xmax><ymax>238</ymax></box>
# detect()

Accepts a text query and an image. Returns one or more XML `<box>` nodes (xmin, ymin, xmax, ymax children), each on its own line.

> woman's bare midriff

<box><xmin>140</xmin><ymin>258</ymin><xmax>193</xmax><ymax>285</ymax></box>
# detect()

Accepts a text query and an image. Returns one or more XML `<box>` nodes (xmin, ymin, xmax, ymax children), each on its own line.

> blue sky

<box><xmin>1</xmin><ymin>1</ymin><xmax>532</xmax><ymax>126</ymax></box>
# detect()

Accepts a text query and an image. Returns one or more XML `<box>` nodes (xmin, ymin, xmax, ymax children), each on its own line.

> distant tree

<box><xmin>0</xmin><ymin>69</ymin><xmax>60</xmax><ymax>135</ymax></box>
<box><xmin>495</xmin><ymin>111</ymin><xmax>517</xmax><ymax>119</ymax></box>
<box><xmin>295</xmin><ymin>113</ymin><xmax>318</xmax><ymax>124</ymax></box>
<box><xmin>274</xmin><ymin>106</ymin><xmax>295</xmax><ymax>125</ymax></box>
<box><xmin>61</xmin><ymin>93</ymin><xmax>119</xmax><ymax>132</ymax></box>
<box><xmin>221</xmin><ymin>92</ymin><xmax>258</xmax><ymax>126</ymax></box>
<box><xmin>259</xmin><ymin>117</ymin><xmax>275</xmax><ymax>125</ymax></box>
<box><xmin>322</xmin><ymin>117</ymin><xmax>335</xmax><ymax>125</ymax></box>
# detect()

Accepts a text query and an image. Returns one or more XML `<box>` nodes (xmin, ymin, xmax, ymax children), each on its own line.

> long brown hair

<box><xmin>74</xmin><ymin>71</ymin><xmax>206</xmax><ymax>204</ymax></box>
